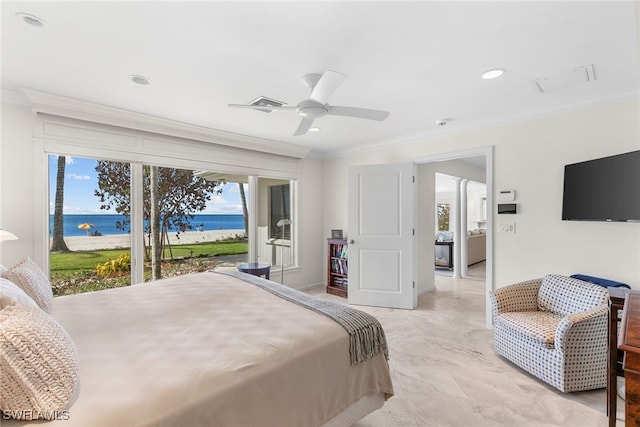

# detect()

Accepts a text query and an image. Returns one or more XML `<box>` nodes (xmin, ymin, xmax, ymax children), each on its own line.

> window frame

<box><xmin>35</xmin><ymin>114</ymin><xmax>300</xmax><ymax>282</ymax></box>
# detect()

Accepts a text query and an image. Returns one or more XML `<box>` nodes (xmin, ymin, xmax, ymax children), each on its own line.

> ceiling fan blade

<box><xmin>227</xmin><ymin>103</ymin><xmax>296</xmax><ymax>112</ymax></box>
<box><xmin>293</xmin><ymin>117</ymin><xmax>315</xmax><ymax>136</ymax></box>
<box><xmin>328</xmin><ymin>106</ymin><xmax>390</xmax><ymax>121</ymax></box>
<box><xmin>309</xmin><ymin>70</ymin><xmax>347</xmax><ymax>104</ymax></box>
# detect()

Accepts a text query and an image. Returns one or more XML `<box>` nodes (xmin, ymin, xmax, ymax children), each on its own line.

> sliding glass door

<box><xmin>137</xmin><ymin>166</ymin><xmax>249</xmax><ymax>282</ymax></box>
<box><xmin>48</xmin><ymin>154</ymin><xmax>133</xmax><ymax>295</ymax></box>
<box><xmin>48</xmin><ymin>153</ymin><xmax>296</xmax><ymax>295</ymax></box>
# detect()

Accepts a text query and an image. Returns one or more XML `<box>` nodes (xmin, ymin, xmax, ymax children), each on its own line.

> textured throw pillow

<box><xmin>0</xmin><ymin>301</ymin><xmax>79</xmax><ymax>420</ymax></box>
<box><xmin>4</xmin><ymin>258</ymin><xmax>53</xmax><ymax>312</ymax></box>
<box><xmin>0</xmin><ymin>278</ymin><xmax>39</xmax><ymax>309</ymax></box>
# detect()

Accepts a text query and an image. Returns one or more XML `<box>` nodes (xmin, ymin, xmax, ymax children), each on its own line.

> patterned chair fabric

<box><xmin>489</xmin><ymin>274</ymin><xmax>609</xmax><ymax>393</ymax></box>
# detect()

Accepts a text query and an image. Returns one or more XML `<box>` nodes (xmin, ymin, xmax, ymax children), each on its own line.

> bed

<box><xmin>1</xmin><ymin>268</ymin><xmax>393</xmax><ymax>426</ymax></box>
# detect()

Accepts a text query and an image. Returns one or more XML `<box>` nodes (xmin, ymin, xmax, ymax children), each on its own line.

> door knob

<box><xmin>349</xmin><ymin>240</ymin><xmax>355</xmax><ymax>244</ymax></box>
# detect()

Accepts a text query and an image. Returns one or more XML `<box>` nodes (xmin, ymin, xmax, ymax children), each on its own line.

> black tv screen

<box><xmin>562</xmin><ymin>150</ymin><xmax>640</xmax><ymax>222</ymax></box>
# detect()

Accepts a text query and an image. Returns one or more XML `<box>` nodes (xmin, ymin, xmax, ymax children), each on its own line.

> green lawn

<box><xmin>49</xmin><ymin>240</ymin><xmax>248</xmax><ymax>296</ymax></box>
<box><xmin>50</xmin><ymin>240</ymin><xmax>248</xmax><ymax>273</ymax></box>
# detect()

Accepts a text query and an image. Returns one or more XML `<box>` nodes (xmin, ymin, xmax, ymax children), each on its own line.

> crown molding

<box><xmin>20</xmin><ymin>88</ymin><xmax>311</xmax><ymax>159</ymax></box>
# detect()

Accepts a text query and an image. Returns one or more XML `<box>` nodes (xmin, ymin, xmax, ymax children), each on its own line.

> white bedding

<box><xmin>5</xmin><ymin>271</ymin><xmax>393</xmax><ymax>426</ymax></box>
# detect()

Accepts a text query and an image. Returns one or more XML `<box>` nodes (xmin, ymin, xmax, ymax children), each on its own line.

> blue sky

<box><xmin>49</xmin><ymin>155</ymin><xmax>245</xmax><ymax>215</ymax></box>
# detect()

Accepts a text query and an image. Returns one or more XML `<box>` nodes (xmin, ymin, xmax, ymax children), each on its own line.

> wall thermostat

<box><xmin>497</xmin><ymin>190</ymin><xmax>516</xmax><ymax>202</ymax></box>
<box><xmin>498</xmin><ymin>203</ymin><xmax>517</xmax><ymax>214</ymax></box>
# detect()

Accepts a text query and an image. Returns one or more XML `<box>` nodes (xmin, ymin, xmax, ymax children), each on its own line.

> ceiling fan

<box><xmin>228</xmin><ymin>70</ymin><xmax>390</xmax><ymax>136</ymax></box>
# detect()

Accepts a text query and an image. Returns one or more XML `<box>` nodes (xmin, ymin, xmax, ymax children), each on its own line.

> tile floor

<box><xmin>309</xmin><ymin>263</ymin><xmax>624</xmax><ymax>427</ymax></box>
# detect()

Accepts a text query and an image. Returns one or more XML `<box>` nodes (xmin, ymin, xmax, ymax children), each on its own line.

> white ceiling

<box><xmin>2</xmin><ymin>1</ymin><xmax>639</xmax><ymax>156</ymax></box>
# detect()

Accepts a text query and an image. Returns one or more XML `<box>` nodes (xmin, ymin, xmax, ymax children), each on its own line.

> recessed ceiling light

<box><xmin>309</xmin><ymin>127</ymin><xmax>321</xmax><ymax>132</ymax></box>
<box><xmin>129</xmin><ymin>75</ymin><xmax>151</xmax><ymax>85</ymax></box>
<box><xmin>16</xmin><ymin>13</ymin><xmax>46</xmax><ymax>28</ymax></box>
<box><xmin>481</xmin><ymin>68</ymin><xmax>505</xmax><ymax>80</ymax></box>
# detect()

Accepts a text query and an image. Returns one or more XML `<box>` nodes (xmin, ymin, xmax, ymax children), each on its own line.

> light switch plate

<box><xmin>499</xmin><ymin>223</ymin><xmax>516</xmax><ymax>233</ymax></box>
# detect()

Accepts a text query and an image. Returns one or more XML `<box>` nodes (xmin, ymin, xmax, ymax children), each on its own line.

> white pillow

<box><xmin>4</xmin><ymin>258</ymin><xmax>53</xmax><ymax>312</ymax></box>
<box><xmin>0</xmin><ymin>278</ymin><xmax>38</xmax><ymax>309</ymax></box>
<box><xmin>0</xmin><ymin>301</ymin><xmax>79</xmax><ymax>420</ymax></box>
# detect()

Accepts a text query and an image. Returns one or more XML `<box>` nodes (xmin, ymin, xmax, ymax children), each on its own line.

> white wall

<box><xmin>323</xmin><ymin>99</ymin><xmax>640</xmax><ymax>290</ymax></box>
<box><xmin>0</xmin><ymin>102</ymin><xmax>326</xmax><ymax>290</ymax></box>
<box><xmin>0</xmin><ymin>103</ymin><xmax>36</xmax><ymax>268</ymax></box>
<box><xmin>289</xmin><ymin>158</ymin><xmax>324</xmax><ymax>289</ymax></box>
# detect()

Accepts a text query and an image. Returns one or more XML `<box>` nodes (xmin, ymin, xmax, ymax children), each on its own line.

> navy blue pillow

<box><xmin>570</xmin><ymin>274</ymin><xmax>630</xmax><ymax>289</ymax></box>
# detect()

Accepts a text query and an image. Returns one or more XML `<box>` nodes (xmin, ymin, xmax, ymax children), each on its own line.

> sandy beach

<box><xmin>59</xmin><ymin>229</ymin><xmax>246</xmax><ymax>251</ymax></box>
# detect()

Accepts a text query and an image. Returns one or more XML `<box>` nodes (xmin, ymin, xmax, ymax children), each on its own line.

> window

<box><xmin>39</xmin><ymin>113</ymin><xmax>300</xmax><ymax>288</ymax></box>
<box><xmin>269</xmin><ymin>184</ymin><xmax>290</xmax><ymax>239</ymax></box>
<box><xmin>48</xmin><ymin>154</ymin><xmax>251</xmax><ymax>295</ymax></box>
<box><xmin>137</xmin><ymin>165</ymin><xmax>248</xmax><ymax>282</ymax></box>
<box><xmin>36</xmin><ymin>112</ymin><xmax>303</xmax><ymax>288</ymax></box>
<box><xmin>49</xmin><ymin>155</ymin><xmax>133</xmax><ymax>295</ymax></box>
<box><xmin>437</xmin><ymin>203</ymin><xmax>450</xmax><ymax>231</ymax></box>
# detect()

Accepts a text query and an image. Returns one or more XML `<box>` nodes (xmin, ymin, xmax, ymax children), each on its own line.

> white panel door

<box><xmin>347</xmin><ymin>163</ymin><xmax>416</xmax><ymax>309</ymax></box>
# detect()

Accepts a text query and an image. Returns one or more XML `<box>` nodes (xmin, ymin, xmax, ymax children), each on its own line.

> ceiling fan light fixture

<box><xmin>297</xmin><ymin>101</ymin><xmax>328</xmax><ymax>119</ymax></box>
<box><xmin>482</xmin><ymin>68</ymin><xmax>505</xmax><ymax>80</ymax></box>
<box><xmin>229</xmin><ymin>70</ymin><xmax>390</xmax><ymax>136</ymax></box>
<box><xmin>16</xmin><ymin>13</ymin><xmax>46</xmax><ymax>28</ymax></box>
<box><xmin>129</xmin><ymin>75</ymin><xmax>151</xmax><ymax>85</ymax></box>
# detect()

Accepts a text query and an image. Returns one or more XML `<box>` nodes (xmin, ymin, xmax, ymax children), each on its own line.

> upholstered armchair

<box><xmin>489</xmin><ymin>274</ymin><xmax>609</xmax><ymax>392</ymax></box>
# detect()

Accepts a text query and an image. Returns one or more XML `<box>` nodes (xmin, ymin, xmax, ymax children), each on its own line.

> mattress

<box><xmin>5</xmin><ymin>271</ymin><xmax>393</xmax><ymax>426</ymax></box>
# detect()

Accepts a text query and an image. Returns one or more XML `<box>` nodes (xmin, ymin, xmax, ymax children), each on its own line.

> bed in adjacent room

<box><xmin>1</xmin><ymin>267</ymin><xmax>393</xmax><ymax>426</ymax></box>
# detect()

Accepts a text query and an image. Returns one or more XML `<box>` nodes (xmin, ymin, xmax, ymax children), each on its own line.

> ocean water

<box><xmin>50</xmin><ymin>214</ymin><xmax>244</xmax><ymax>237</ymax></box>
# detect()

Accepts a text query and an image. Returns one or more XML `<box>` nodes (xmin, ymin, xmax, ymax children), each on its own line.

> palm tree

<box><xmin>239</xmin><ymin>182</ymin><xmax>248</xmax><ymax>235</ymax></box>
<box><xmin>50</xmin><ymin>156</ymin><xmax>70</xmax><ymax>252</ymax></box>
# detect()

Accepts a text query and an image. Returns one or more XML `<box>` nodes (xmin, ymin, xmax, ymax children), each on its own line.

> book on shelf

<box><xmin>340</xmin><ymin>244</ymin><xmax>348</xmax><ymax>258</ymax></box>
<box><xmin>331</xmin><ymin>259</ymin><xmax>348</xmax><ymax>275</ymax></box>
<box><xmin>328</xmin><ymin>238</ymin><xmax>349</xmax><ymax>297</ymax></box>
<box><xmin>331</xmin><ymin>243</ymin><xmax>349</xmax><ymax>259</ymax></box>
<box><xmin>332</xmin><ymin>277</ymin><xmax>348</xmax><ymax>288</ymax></box>
<box><xmin>340</xmin><ymin>259</ymin><xmax>348</xmax><ymax>274</ymax></box>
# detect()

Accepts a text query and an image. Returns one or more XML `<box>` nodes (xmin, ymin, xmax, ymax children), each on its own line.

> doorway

<box><xmin>434</xmin><ymin>173</ymin><xmax>487</xmax><ymax>279</ymax></box>
<box><xmin>415</xmin><ymin>147</ymin><xmax>494</xmax><ymax>328</ymax></box>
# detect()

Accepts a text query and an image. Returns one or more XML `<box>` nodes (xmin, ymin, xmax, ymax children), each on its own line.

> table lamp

<box><xmin>276</xmin><ymin>219</ymin><xmax>291</xmax><ymax>284</ymax></box>
<box><xmin>0</xmin><ymin>229</ymin><xmax>18</xmax><ymax>268</ymax></box>
<box><xmin>0</xmin><ymin>229</ymin><xmax>18</xmax><ymax>242</ymax></box>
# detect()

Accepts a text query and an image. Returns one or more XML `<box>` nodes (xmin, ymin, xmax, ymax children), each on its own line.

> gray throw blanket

<box><xmin>216</xmin><ymin>270</ymin><xmax>389</xmax><ymax>365</ymax></box>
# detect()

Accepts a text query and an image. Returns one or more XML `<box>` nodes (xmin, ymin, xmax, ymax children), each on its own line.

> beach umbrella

<box><xmin>77</xmin><ymin>223</ymin><xmax>95</xmax><ymax>230</ymax></box>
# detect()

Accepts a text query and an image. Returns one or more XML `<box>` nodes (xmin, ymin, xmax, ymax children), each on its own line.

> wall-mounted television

<box><xmin>562</xmin><ymin>150</ymin><xmax>640</xmax><ymax>222</ymax></box>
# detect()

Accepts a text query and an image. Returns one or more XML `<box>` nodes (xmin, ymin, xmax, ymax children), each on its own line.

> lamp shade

<box><xmin>0</xmin><ymin>229</ymin><xmax>19</xmax><ymax>242</ymax></box>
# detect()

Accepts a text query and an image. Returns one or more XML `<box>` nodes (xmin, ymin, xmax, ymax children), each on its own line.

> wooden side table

<box><xmin>619</xmin><ymin>293</ymin><xmax>640</xmax><ymax>426</ymax></box>
<box><xmin>608</xmin><ymin>288</ymin><xmax>631</xmax><ymax>427</ymax></box>
<box><xmin>237</xmin><ymin>262</ymin><xmax>271</xmax><ymax>280</ymax></box>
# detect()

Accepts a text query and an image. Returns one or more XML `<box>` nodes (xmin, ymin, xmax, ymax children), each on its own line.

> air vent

<box><xmin>533</xmin><ymin>64</ymin><xmax>596</xmax><ymax>93</ymax></box>
<box><xmin>249</xmin><ymin>96</ymin><xmax>286</xmax><ymax>113</ymax></box>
